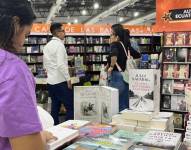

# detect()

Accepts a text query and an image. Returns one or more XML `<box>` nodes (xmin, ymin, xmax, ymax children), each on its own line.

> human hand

<box><xmin>107</xmin><ymin>67</ymin><xmax>113</xmax><ymax>75</ymax></box>
<box><xmin>42</xmin><ymin>131</ymin><xmax>57</xmax><ymax>143</ymax></box>
<box><xmin>67</xmin><ymin>80</ymin><xmax>72</xmax><ymax>89</ymax></box>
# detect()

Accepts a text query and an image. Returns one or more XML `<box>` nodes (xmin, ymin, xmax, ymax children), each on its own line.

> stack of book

<box><xmin>111</xmin><ymin>110</ymin><xmax>174</xmax><ymax>132</ymax></box>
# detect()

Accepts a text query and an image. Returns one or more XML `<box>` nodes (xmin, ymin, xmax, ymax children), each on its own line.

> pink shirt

<box><xmin>0</xmin><ymin>49</ymin><xmax>42</xmax><ymax>150</ymax></box>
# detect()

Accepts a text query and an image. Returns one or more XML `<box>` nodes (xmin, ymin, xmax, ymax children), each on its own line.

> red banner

<box><xmin>154</xmin><ymin>0</ymin><xmax>191</xmax><ymax>32</ymax></box>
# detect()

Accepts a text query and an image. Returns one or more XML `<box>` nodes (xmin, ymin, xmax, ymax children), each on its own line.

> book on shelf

<box><xmin>139</xmin><ymin>131</ymin><xmax>181</xmax><ymax>150</ymax></box>
<box><xmin>176</xmin><ymin>48</ymin><xmax>188</xmax><ymax>62</ymax></box>
<box><xmin>162</xmin><ymin>80</ymin><xmax>173</xmax><ymax>94</ymax></box>
<box><xmin>188</xmin><ymin>32</ymin><xmax>191</xmax><ymax>46</ymax></box>
<box><xmin>164</xmin><ymin>32</ymin><xmax>175</xmax><ymax>46</ymax></box>
<box><xmin>163</xmin><ymin>48</ymin><xmax>176</xmax><ymax>62</ymax></box>
<box><xmin>162</xmin><ymin>64</ymin><xmax>174</xmax><ymax>78</ymax></box>
<box><xmin>171</xmin><ymin>95</ymin><xmax>187</xmax><ymax>111</ymax></box>
<box><xmin>129</xmin><ymin>69</ymin><xmax>160</xmax><ymax>112</ymax></box>
<box><xmin>175</xmin><ymin>32</ymin><xmax>187</xmax><ymax>46</ymax></box>
<box><xmin>161</xmin><ymin>95</ymin><xmax>171</xmax><ymax>109</ymax></box>
<box><xmin>173</xmin><ymin>113</ymin><xmax>183</xmax><ymax>129</ymax></box>
<box><xmin>74</xmin><ymin>86</ymin><xmax>119</xmax><ymax>123</ymax></box>
<box><xmin>188</xmin><ymin>49</ymin><xmax>191</xmax><ymax>62</ymax></box>
<box><xmin>45</xmin><ymin>125</ymin><xmax>79</xmax><ymax>150</ymax></box>
<box><xmin>173</xmin><ymin>81</ymin><xmax>185</xmax><ymax>94</ymax></box>
<box><xmin>185</xmin><ymin>82</ymin><xmax>191</xmax><ymax>112</ymax></box>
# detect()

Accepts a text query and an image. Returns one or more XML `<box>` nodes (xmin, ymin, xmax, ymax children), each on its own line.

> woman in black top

<box><xmin>107</xmin><ymin>24</ymin><xmax>141</xmax><ymax>111</ymax></box>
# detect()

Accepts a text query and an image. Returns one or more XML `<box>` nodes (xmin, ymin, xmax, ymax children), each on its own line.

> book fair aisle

<box><xmin>1</xmin><ymin>0</ymin><xmax>191</xmax><ymax>150</ymax></box>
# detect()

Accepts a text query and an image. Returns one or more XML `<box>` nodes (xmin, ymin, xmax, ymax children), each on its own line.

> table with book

<box><xmin>45</xmin><ymin>109</ymin><xmax>186</xmax><ymax>150</ymax></box>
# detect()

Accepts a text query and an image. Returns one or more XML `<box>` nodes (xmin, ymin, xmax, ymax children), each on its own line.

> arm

<box><xmin>56</xmin><ymin>43</ymin><xmax>72</xmax><ymax>89</ymax></box>
<box><xmin>9</xmin><ymin>133</ymin><xmax>45</xmax><ymax>150</ymax></box>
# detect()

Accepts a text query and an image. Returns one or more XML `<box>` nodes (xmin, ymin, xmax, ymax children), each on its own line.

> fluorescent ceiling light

<box><xmin>81</xmin><ymin>9</ymin><xmax>87</xmax><ymax>15</ymax></box>
<box><xmin>119</xmin><ymin>17</ymin><xmax>124</xmax><ymax>22</ymax></box>
<box><xmin>74</xmin><ymin>19</ymin><xmax>78</xmax><ymax>23</ymax></box>
<box><xmin>94</xmin><ymin>2</ymin><xmax>99</xmax><ymax>9</ymax></box>
<box><xmin>134</xmin><ymin>12</ymin><xmax>140</xmax><ymax>17</ymax></box>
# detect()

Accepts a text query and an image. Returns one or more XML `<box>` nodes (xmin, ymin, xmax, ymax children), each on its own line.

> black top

<box><xmin>107</xmin><ymin>41</ymin><xmax>141</xmax><ymax>71</ymax></box>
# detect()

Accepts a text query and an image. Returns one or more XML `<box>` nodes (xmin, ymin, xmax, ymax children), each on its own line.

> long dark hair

<box><xmin>111</xmin><ymin>24</ymin><xmax>131</xmax><ymax>51</ymax></box>
<box><xmin>0</xmin><ymin>0</ymin><xmax>36</xmax><ymax>51</ymax></box>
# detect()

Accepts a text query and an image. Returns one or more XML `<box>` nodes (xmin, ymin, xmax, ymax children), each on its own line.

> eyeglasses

<box><xmin>57</xmin><ymin>30</ymin><xmax>65</xmax><ymax>33</ymax></box>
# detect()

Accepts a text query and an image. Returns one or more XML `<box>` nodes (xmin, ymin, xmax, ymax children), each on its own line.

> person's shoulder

<box><xmin>0</xmin><ymin>50</ymin><xmax>29</xmax><ymax>82</ymax></box>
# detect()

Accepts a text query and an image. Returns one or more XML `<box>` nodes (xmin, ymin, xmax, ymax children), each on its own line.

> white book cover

<box><xmin>74</xmin><ymin>86</ymin><xmax>119</xmax><ymax>123</ymax></box>
<box><xmin>74</xmin><ymin>86</ymin><xmax>100</xmax><ymax>122</ymax></box>
<box><xmin>140</xmin><ymin>131</ymin><xmax>181</xmax><ymax>150</ymax></box>
<box><xmin>58</xmin><ymin>120</ymin><xmax>90</xmax><ymax>129</ymax></box>
<box><xmin>129</xmin><ymin>69</ymin><xmax>160</xmax><ymax>112</ymax></box>
<box><xmin>46</xmin><ymin>126</ymin><xmax>79</xmax><ymax>150</ymax></box>
<box><xmin>100</xmin><ymin>86</ymin><xmax>119</xmax><ymax>123</ymax></box>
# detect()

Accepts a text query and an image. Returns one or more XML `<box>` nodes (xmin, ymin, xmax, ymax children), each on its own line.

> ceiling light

<box><xmin>74</xmin><ymin>19</ymin><xmax>78</xmax><ymax>23</ymax></box>
<box><xmin>134</xmin><ymin>12</ymin><xmax>140</xmax><ymax>17</ymax></box>
<box><xmin>81</xmin><ymin>9</ymin><xmax>87</xmax><ymax>15</ymax></box>
<box><xmin>94</xmin><ymin>2</ymin><xmax>99</xmax><ymax>9</ymax></box>
<box><xmin>119</xmin><ymin>17</ymin><xmax>124</xmax><ymax>22</ymax></box>
<box><xmin>68</xmin><ymin>22</ymin><xmax>71</xmax><ymax>25</ymax></box>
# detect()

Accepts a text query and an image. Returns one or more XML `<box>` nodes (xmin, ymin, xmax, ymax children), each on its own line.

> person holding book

<box><xmin>0</xmin><ymin>0</ymin><xmax>56</xmax><ymax>150</ymax></box>
<box><xmin>107</xmin><ymin>24</ymin><xmax>141</xmax><ymax>111</ymax></box>
<box><xmin>43</xmin><ymin>23</ymin><xmax>74</xmax><ymax>125</ymax></box>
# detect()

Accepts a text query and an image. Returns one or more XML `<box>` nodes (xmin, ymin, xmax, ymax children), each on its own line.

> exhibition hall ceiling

<box><xmin>31</xmin><ymin>0</ymin><xmax>156</xmax><ymax>25</ymax></box>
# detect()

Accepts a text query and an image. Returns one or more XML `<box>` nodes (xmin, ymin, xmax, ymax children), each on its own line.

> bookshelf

<box><xmin>161</xmin><ymin>31</ymin><xmax>191</xmax><ymax>136</ymax></box>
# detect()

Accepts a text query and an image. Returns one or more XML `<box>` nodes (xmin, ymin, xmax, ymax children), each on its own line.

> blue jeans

<box><xmin>48</xmin><ymin>82</ymin><xmax>74</xmax><ymax>125</ymax></box>
<box><xmin>108</xmin><ymin>71</ymin><xmax>129</xmax><ymax>112</ymax></box>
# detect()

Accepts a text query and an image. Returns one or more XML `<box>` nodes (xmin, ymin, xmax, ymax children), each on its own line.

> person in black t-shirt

<box><xmin>106</xmin><ymin>24</ymin><xmax>141</xmax><ymax>111</ymax></box>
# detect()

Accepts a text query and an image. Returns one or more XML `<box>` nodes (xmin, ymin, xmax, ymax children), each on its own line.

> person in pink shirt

<box><xmin>0</xmin><ymin>0</ymin><xmax>56</xmax><ymax>150</ymax></box>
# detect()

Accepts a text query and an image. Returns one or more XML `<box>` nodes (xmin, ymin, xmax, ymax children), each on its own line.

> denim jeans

<box><xmin>48</xmin><ymin>82</ymin><xmax>74</xmax><ymax>125</ymax></box>
<box><xmin>108</xmin><ymin>71</ymin><xmax>129</xmax><ymax>112</ymax></box>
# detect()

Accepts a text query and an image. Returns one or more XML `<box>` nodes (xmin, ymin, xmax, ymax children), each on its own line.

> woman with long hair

<box><xmin>107</xmin><ymin>24</ymin><xmax>141</xmax><ymax>111</ymax></box>
<box><xmin>0</xmin><ymin>1</ymin><xmax>56</xmax><ymax>150</ymax></box>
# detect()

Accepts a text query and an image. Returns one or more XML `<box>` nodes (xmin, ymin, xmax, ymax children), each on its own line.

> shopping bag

<box><xmin>99</xmin><ymin>67</ymin><xmax>108</xmax><ymax>86</ymax></box>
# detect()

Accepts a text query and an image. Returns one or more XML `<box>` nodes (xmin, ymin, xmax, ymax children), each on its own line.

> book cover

<box><xmin>175</xmin><ymin>32</ymin><xmax>187</xmax><ymax>46</ymax></box>
<box><xmin>174</xmin><ymin>113</ymin><xmax>183</xmax><ymax>129</ymax></box>
<box><xmin>163</xmin><ymin>48</ymin><xmax>176</xmax><ymax>62</ymax></box>
<box><xmin>161</xmin><ymin>95</ymin><xmax>171</xmax><ymax>109</ymax></box>
<box><xmin>140</xmin><ymin>131</ymin><xmax>181</xmax><ymax>150</ymax></box>
<box><xmin>178</xmin><ymin>64</ymin><xmax>189</xmax><ymax>79</ymax></box>
<box><xmin>176</xmin><ymin>48</ymin><xmax>188</xmax><ymax>62</ymax></box>
<box><xmin>100</xmin><ymin>86</ymin><xmax>119</xmax><ymax>123</ymax></box>
<box><xmin>164</xmin><ymin>33</ymin><xmax>175</xmax><ymax>46</ymax></box>
<box><xmin>129</xmin><ymin>69</ymin><xmax>160</xmax><ymax>112</ymax></box>
<box><xmin>173</xmin><ymin>81</ymin><xmax>185</xmax><ymax>94</ymax></box>
<box><xmin>187</xmin><ymin>32</ymin><xmax>191</xmax><ymax>46</ymax></box>
<box><xmin>171</xmin><ymin>95</ymin><xmax>187</xmax><ymax>111</ymax></box>
<box><xmin>64</xmin><ymin>136</ymin><xmax>131</xmax><ymax>150</ymax></box>
<box><xmin>185</xmin><ymin>82</ymin><xmax>191</xmax><ymax>112</ymax></box>
<box><xmin>162</xmin><ymin>80</ymin><xmax>173</xmax><ymax>94</ymax></box>
<box><xmin>112</xmin><ymin>130</ymin><xmax>145</xmax><ymax>142</ymax></box>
